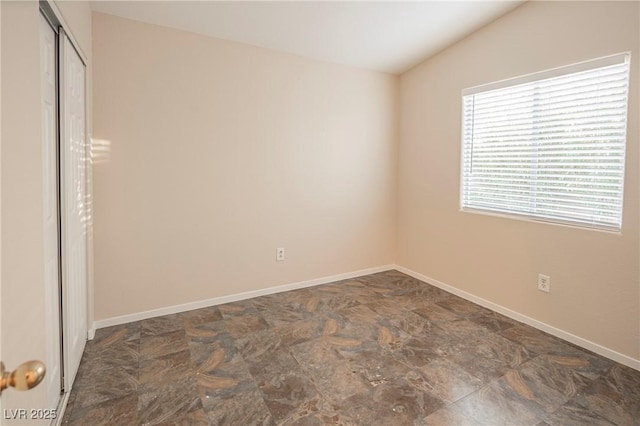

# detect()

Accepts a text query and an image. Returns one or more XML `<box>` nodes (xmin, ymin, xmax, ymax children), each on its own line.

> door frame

<box><xmin>39</xmin><ymin>1</ymin><xmax>87</xmax><ymax>66</ymax></box>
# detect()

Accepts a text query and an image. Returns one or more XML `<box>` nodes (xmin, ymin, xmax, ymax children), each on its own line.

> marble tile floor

<box><xmin>61</xmin><ymin>270</ymin><xmax>640</xmax><ymax>425</ymax></box>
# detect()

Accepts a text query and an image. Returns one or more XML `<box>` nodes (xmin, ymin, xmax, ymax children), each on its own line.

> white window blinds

<box><xmin>461</xmin><ymin>53</ymin><xmax>631</xmax><ymax>231</ymax></box>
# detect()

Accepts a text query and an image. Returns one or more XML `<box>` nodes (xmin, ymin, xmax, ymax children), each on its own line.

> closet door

<box><xmin>40</xmin><ymin>12</ymin><xmax>63</xmax><ymax>408</ymax></box>
<box><xmin>59</xmin><ymin>29</ymin><xmax>87</xmax><ymax>390</ymax></box>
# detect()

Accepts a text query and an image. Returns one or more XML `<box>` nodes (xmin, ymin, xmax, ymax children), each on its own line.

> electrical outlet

<box><xmin>276</xmin><ymin>247</ymin><xmax>285</xmax><ymax>262</ymax></box>
<box><xmin>538</xmin><ymin>274</ymin><xmax>551</xmax><ymax>293</ymax></box>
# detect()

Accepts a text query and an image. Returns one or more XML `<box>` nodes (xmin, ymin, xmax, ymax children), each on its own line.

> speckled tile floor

<box><xmin>61</xmin><ymin>270</ymin><xmax>640</xmax><ymax>425</ymax></box>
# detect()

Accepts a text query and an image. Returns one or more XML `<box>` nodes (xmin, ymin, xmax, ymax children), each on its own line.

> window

<box><xmin>461</xmin><ymin>53</ymin><xmax>630</xmax><ymax>231</ymax></box>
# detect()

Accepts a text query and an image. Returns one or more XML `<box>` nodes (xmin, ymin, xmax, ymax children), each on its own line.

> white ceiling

<box><xmin>90</xmin><ymin>1</ymin><xmax>524</xmax><ymax>75</ymax></box>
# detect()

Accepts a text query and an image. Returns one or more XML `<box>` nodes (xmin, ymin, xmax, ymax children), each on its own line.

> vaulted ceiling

<box><xmin>91</xmin><ymin>1</ymin><xmax>524</xmax><ymax>74</ymax></box>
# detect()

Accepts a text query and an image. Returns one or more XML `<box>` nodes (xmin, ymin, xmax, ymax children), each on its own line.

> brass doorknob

<box><xmin>0</xmin><ymin>361</ymin><xmax>46</xmax><ymax>395</ymax></box>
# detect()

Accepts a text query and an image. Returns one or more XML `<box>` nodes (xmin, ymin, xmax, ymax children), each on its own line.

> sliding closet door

<box><xmin>40</xmin><ymin>13</ymin><xmax>63</xmax><ymax>407</ymax></box>
<box><xmin>59</xmin><ymin>30</ymin><xmax>87</xmax><ymax>390</ymax></box>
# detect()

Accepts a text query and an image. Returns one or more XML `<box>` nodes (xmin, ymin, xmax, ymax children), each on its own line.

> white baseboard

<box><xmin>92</xmin><ymin>264</ymin><xmax>395</xmax><ymax>332</ymax></box>
<box><xmin>394</xmin><ymin>265</ymin><xmax>640</xmax><ymax>372</ymax></box>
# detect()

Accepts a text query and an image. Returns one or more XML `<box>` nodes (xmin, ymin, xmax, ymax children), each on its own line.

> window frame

<box><xmin>459</xmin><ymin>53</ymin><xmax>631</xmax><ymax>233</ymax></box>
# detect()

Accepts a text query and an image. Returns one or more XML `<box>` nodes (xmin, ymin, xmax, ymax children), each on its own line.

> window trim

<box><xmin>462</xmin><ymin>53</ymin><xmax>629</xmax><ymax>97</ymax></box>
<box><xmin>459</xmin><ymin>53</ymin><xmax>631</xmax><ymax>234</ymax></box>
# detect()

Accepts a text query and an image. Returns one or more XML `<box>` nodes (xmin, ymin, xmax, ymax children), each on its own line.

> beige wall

<box><xmin>1</xmin><ymin>0</ymin><xmax>91</xmax><ymax>419</ymax></box>
<box><xmin>398</xmin><ymin>1</ymin><xmax>639</xmax><ymax>361</ymax></box>
<box><xmin>1</xmin><ymin>1</ymin><xmax>47</xmax><ymax>413</ymax></box>
<box><xmin>92</xmin><ymin>12</ymin><xmax>398</xmax><ymax>320</ymax></box>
